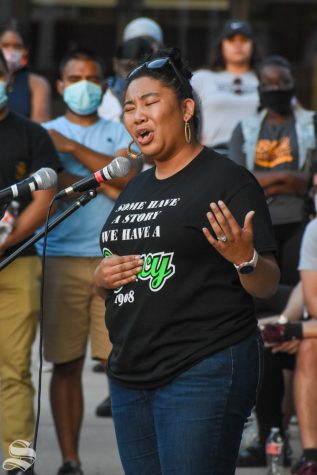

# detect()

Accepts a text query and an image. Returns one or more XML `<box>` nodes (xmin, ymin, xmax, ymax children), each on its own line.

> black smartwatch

<box><xmin>234</xmin><ymin>249</ymin><xmax>259</xmax><ymax>274</ymax></box>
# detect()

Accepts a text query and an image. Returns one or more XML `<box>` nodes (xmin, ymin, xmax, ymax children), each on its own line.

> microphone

<box><xmin>55</xmin><ymin>156</ymin><xmax>131</xmax><ymax>200</ymax></box>
<box><xmin>0</xmin><ymin>168</ymin><xmax>58</xmax><ymax>204</ymax></box>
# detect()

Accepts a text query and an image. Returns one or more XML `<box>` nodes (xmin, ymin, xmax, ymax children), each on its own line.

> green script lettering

<box><xmin>138</xmin><ymin>252</ymin><xmax>175</xmax><ymax>291</ymax></box>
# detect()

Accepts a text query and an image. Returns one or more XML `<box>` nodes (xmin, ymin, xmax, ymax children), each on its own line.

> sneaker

<box><xmin>57</xmin><ymin>460</ymin><xmax>84</xmax><ymax>475</ymax></box>
<box><xmin>95</xmin><ymin>396</ymin><xmax>112</xmax><ymax>417</ymax></box>
<box><xmin>236</xmin><ymin>441</ymin><xmax>266</xmax><ymax>467</ymax></box>
<box><xmin>292</xmin><ymin>457</ymin><xmax>317</xmax><ymax>474</ymax></box>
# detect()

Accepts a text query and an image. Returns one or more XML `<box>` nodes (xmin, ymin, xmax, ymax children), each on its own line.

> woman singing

<box><xmin>94</xmin><ymin>47</ymin><xmax>280</xmax><ymax>475</ymax></box>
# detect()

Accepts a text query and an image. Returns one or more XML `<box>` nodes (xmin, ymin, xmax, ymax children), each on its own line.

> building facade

<box><xmin>2</xmin><ymin>0</ymin><xmax>317</xmax><ymax>109</ymax></box>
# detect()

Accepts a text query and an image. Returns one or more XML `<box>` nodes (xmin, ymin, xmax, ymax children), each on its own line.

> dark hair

<box><xmin>208</xmin><ymin>33</ymin><xmax>261</xmax><ymax>71</ymax></box>
<box><xmin>257</xmin><ymin>55</ymin><xmax>292</xmax><ymax>76</ymax></box>
<box><xmin>124</xmin><ymin>47</ymin><xmax>199</xmax><ymax>134</ymax></box>
<box><xmin>115</xmin><ymin>37</ymin><xmax>153</xmax><ymax>61</ymax></box>
<box><xmin>0</xmin><ymin>22</ymin><xmax>29</xmax><ymax>48</ymax></box>
<box><xmin>59</xmin><ymin>48</ymin><xmax>105</xmax><ymax>77</ymax></box>
<box><xmin>125</xmin><ymin>47</ymin><xmax>193</xmax><ymax>99</ymax></box>
<box><xmin>0</xmin><ymin>50</ymin><xmax>8</xmax><ymax>74</ymax></box>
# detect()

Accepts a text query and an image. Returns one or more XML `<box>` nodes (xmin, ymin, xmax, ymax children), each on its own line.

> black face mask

<box><xmin>259</xmin><ymin>89</ymin><xmax>294</xmax><ymax>115</ymax></box>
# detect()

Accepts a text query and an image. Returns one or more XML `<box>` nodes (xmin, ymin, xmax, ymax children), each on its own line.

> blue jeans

<box><xmin>109</xmin><ymin>330</ymin><xmax>263</xmax><ymax>475</ymax></box>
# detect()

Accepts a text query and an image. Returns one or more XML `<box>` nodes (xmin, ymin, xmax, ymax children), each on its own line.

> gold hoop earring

<box><xmin>184</xmin><ymin>121</ymin><xmax>191</xmax><ymax>144</ymax></box>
<box><xmin>128</xmin><ymin>140</ymin><xmax>143</xmax><ymax>160</ymax></box>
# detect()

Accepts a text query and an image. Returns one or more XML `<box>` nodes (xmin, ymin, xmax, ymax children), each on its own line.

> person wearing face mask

<box><xmin>34</xmin><ymin>49</ymin><xmax>138</xmax><ymax>475</ymax></box>
<box><xmin>229</xmin><ymin>55</ymin><xmax>317</xmax><ymax>287</ymax></box>
<box><xmin>191</xmin><ymin>19</ymin><xmax>261</xmax><ymax>154</ymax></box>
<box><xmin>229</xmin><ymin>55</ymin><xmax>317</xmax><ymax>468</ymax></box>
<box><xmin>0</xmin><ymin>24</ymin><xmax>51</xmax><ymax>122</ymax></box>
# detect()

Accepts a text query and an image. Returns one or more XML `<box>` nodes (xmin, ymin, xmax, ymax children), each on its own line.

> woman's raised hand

<box><xmin>202</xmin><ymin>200</ymin><xmax>255</xmax><ymax>265</ymax></box>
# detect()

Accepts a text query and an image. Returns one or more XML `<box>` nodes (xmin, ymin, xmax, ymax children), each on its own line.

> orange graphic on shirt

<box><xmin>15</xmin><ymin>162</ymin><xmax>27</xmax><ymax>180</ymax></box>
<box><xmin>255</xmin><ymin>137</ymin><xmax>294</xmax><ymax>168</ymax></box>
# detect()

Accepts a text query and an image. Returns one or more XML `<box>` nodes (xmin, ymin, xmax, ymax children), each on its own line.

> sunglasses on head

<box><xmin>127</xmin><ymin>57</ymin><xmax>191</xmax><ymax>96</ymax></box>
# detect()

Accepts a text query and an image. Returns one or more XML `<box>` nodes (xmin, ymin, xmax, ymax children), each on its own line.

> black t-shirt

<box><xmin>0</xmin><ymin>111</ymin><xmax>61</xmax><ymax>256</ymax></box>
<box><xmin>100</xmin><ymin>147</ymin><xmax>276</xmax><ymax>389</ymax></box>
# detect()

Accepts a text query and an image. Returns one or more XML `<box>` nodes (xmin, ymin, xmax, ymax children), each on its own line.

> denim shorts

<box><xmin>109</xmin><ymin>330</ymin><xmax>263</xmax><ymax>475</ymax></box>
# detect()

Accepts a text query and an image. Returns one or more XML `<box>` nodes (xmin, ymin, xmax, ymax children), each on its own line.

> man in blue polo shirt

<box><xmin>36</xmin><ymin>49</ymin><xmax>137</xmax><ymax>475</ymax></box>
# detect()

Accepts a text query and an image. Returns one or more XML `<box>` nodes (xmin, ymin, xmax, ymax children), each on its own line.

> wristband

<box><xmin>284</xmin><ymin>322</ymin><xmax>303</xmax><ymax>341</ymax></box>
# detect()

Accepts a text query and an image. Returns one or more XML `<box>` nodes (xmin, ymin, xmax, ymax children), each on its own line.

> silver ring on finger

<box><xmin>217</xmin><ymin>235</ymin><xmax>227</xmax><ymax>243</ymax></box>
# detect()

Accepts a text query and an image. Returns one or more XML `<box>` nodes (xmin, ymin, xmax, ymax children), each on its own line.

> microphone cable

<box><xmin>30</xmin><ymin>195</ymin><xmax>56</xmax><ymax>474</ymax></box>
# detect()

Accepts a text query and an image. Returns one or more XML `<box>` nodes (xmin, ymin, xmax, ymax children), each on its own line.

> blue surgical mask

<box><xmin>0</xmin><ymin>81</ymin><xmax>8</xmax><ymax>110</ymax></box>
<box><xmin>63</xmin><ymin>80</ymin><xmax>102</xmax><ymax>116</ymax></box>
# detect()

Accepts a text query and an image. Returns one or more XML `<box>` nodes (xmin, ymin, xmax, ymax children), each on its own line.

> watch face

<box><xmin>238</xmin><ymin>265</ymin><xmax>255</xmax><ymax>274</ymax></box>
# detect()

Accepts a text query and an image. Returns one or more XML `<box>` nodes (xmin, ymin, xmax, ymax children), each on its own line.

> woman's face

<box><xmin>258</xmin><ymin>64</ymin><xmax>294</xmax><ymax>115</ymax></box>
<box><xmin>258</xmin><ymin>65</ymin><xmax>294</xmax><ymax>91</ymax></box>
<box><xmin>123</xmin><ymin>76</ymin><xmax>191</xmax><ymax>160</ymax></box>
<box><xmin>222</xmin><ymin>34</ymin><xmax>253</xmax><ymax>67</ymax></box>
<box><xmin>0</xmin><ymin>30</ymin><xmax>25</xmax><ymax>71</ymax></box>
<box><xmin>0</xmin><ymin>30</ymin><xmax>23</xmax><ymax>51</ymax></box>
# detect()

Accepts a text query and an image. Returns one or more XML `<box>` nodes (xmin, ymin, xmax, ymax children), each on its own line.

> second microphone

<box><xmin>55</xmin><ymin>156</ymin><xmax>131</xmax><ymax>200</ymax></box>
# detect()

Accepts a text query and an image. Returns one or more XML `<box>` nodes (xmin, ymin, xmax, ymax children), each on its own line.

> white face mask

<box><xmin>2</xmin><ymin>48</ymin><xmax>23</xmax><ymax>71</ymax></box>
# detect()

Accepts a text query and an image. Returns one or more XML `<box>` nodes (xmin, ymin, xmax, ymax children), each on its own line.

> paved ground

<box><xmin>0</xmin><ymin>338</ymin><xmax>302</xmax><ymax>475</ymax></box>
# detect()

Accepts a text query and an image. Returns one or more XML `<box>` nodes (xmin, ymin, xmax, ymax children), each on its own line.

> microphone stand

<box><xmin>0</xmin><ymin>189</ymin><xmax>97</xmax><ymax>271</ymax></box>
<box><xmin>0</xmin><ymin>188</ymin><xmax>98</xmax><ymax>475</ymax></box>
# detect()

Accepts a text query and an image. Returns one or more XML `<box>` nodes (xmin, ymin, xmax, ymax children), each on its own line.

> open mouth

<box><xmin>136</xmin><ymin>129</ymin><xmax>154</xmax><ymax>145</ymax></box>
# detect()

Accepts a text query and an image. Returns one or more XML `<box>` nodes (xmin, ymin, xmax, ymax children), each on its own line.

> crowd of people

<box><xmin>0</xmin><ymin>13</ymin><xmax>317</xmax><ymax>475</ymax></box>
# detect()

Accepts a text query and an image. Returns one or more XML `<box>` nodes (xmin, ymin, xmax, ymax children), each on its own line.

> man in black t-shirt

<box><xmin>0</xmin><ymin>51</ymin><xmax>60</xmax><ymax>472</ymax></box>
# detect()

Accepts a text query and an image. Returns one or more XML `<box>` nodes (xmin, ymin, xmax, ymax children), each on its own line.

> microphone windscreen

<box><xmin>34</xmin><ymin>168</ymin><xmax>58</xmax><ymax>189</ymax></box>
<box><xmin>110</xmin><ymin>157</ymin><xmax>132</xmax><ymax>178</ymax></box>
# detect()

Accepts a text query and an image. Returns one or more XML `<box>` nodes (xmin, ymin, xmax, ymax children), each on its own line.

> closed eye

<box><xmin>145</xmin><ymin>101</ymin><xmax>159</xmax><ymax>106</ymax></box>
<box><xmin>123</xmin><ymin>105</ymin><xmax>135</xmax><ymax>113</ymax></box>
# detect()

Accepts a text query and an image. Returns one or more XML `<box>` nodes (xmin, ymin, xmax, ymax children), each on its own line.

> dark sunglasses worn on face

<box><xmin>127</xmin><ymin>57</ymin><xmax>191</xmax><ymax>96</ymax></box>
